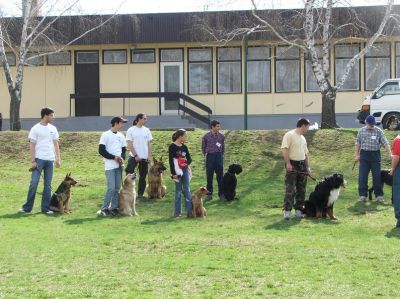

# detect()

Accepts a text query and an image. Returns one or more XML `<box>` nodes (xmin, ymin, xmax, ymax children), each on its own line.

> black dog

<box><xmin>368</xmin><ymin>170</ymin><xmax>393</xmax><ymax>203</ymax></box>
<box><xmin>303</xmin><ymin>173</ymin><xmax>347</xmax><ymax>220</ymax></box>
<box><xmin>222</xmin><ymin>164</ymin><xmax>243</xmax><ymax>201</ymax></box>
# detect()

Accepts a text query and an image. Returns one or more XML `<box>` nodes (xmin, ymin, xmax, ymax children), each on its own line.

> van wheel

<box><xmin>383</xmin><ymin>112</ymin><xmax>400</xmax><ymax>130</ymax></box>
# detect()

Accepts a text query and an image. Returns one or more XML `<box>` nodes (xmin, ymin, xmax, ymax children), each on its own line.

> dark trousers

<box><xmin>205</xmin><ymin>152</ymin><xmax>224</xmax><ymax>196</ymax></box>
<box><xmin>125</xmin><ymin>157</ymin><xmax>148</xmax><ymax>196</ymax></box>
<box><xmin>283</xmin><ymin>160</ymin><xmax>307</xmax><ymax>211</ymax></box>
<box><xmin>358</xmin><ymin>150</ymin><xmax>383</xmax><ymax>197</ymax></box>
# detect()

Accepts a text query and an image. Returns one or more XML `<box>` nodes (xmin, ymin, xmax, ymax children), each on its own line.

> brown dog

<box><xmin>49</xmin><ymin>173</ymin><xmax>77</xmax><ymax>214</ymax></box>
<box><xmin>147</xmin><ymin>158</ymin><xmax>167</xmax><ymax>199</ymax></box>
<box><xmin>119</xmin><ymin>173</ymin><xmax>138</xmax><ymax>216</ymax></box>
<box><xmin>192</xmin><ymin>186</ymin><xmax>209</xmax><ymax>218</ymax></box>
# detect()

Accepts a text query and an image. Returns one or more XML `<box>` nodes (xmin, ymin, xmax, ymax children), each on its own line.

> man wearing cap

<box><xmin>355</xmin><ymin>115</ymin><xmax>392</xmax><ymax>203</ymax></box>
<box><xmin>97</xmin><ymin>116</ymin><xmax>127</xmax><ymax>216</ymax></box>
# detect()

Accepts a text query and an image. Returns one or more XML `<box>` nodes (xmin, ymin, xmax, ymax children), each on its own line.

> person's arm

<box><xmin>390</xmin><ymin>155</ymin><xmax>400</xmax><ymax>176</ymax></box>
<box><xmin>99</xmin><ymin>144</ymin><xmax>115</xmax><ymax>160</ymax></box>
<box><xmin>281</xmin><ymin>148</ymin><xmax>292</xmax><ymax>172</ymax></box>
<box><xmin>186</xmin><ymin>146</ymin><xmax>192</xmax><ymax>165</ymax></box>
<box><xmin>305</xmin><ymin>153</ymin><xmax>311</xmax><ymax>174</ymax></box>
<box><xmin>168</xmin><ymin>145</ymin><xmax>177</xmax><ymax>177</ymax></box>
<box><xmin>221</xmin><ymin>134</ymin><xmax>225</xmax><ymax>153</ymax></box>
<box><xmin>147</xmin><ymin>141</ymin><xmax>152</xmax><ymax>162</ymax></box>
<box><xmin>384</xmin><ymin>143</ymin><xmax>392</xmax><ymax>159</ymax></box>
<box><xmin>53</xmin><ymin>140</ymin><xmax>61</xmax><ymax>168</ymax></box>
<box><xmin>355</xmin><ymin>144</ymin><xmax>361</xmax><ymax>161</ymax></box>
<box><xmin>121</xmin><ymin>146</ymin><xmax>127</xmax><ymax>160</ymax></box>
<box><xmin>29</xmin><ymin>141</ymin><xmax>37</xmax><ymax>170</ymax></box>
<box><xmin>127</xmin><ymin>140</ymin><xmax>139</xmax><ymax>161</ymax></box>
<box><xmin>201</xmin><ymin>135</ymin><xmax>206</xmax><ymax>155</ymax></box>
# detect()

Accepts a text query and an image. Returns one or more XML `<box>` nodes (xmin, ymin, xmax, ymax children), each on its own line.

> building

<box><xmin>0</xmin><ymin>5</ymin><xmax>399</xmax><ymax>129</ymax></box>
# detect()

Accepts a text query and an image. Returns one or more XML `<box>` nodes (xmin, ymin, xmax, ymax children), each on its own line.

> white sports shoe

<box><xmin>295</xmin><ymin>209</ymin><xmax>304</xmax><ymax>219</ymax></box>
<box><xmin>45</xmin><ymin>210</ymin><xmax>54</xmax><ymax>215</ymax></box>
<box><xmin>283</xmin><ymin>210</ymin><xmax>291</xmax><ymax>220</ymax></box>
<box><xmin>376</xmin><ymin>196</ymin><xmax>385</xmax><ymax>203</ymax></box>
<box><xmin>18</xmin><ymin>208</ymin><xmax>29</xmax><ymax>213</ymax></box>
<box><xmin>358</xmin><ymin>196</ymin><xmax>367</xmax><ymax>202</ymax></box>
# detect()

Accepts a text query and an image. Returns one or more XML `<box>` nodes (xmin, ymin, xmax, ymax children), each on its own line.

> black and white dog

<box><xmin>368</xmin><ymin>170</ymin><xmax>393</xmax><ymax>203</ymax></box>
<box><xmin>303</xmin><ymin>173</ymin><xmax>347</xmax><ymax>220</ymax></box>
<box><xmin>222</xmin><ymin>164</ymin><xmax>243</xmax><ymax>201</ymax></box>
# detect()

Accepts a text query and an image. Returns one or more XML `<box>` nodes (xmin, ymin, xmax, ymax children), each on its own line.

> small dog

<box><xmin>303</xmin><ymin>173</ymin><xmax>347</xmax><ymax>220</ymax></box>
<box><xmin>368</xmin><ymin>170</ymin><xmax>393</xmax><ymax>203</ymax></box>
<box><xmin>147</xmin><ymin>158</ymin><xmax>167</xmax><ymax>199</ymax></box>
<box><xmin>192</xmin><ymin>187</ymin><xmax>209</xmax><ymax>217</ymax></box>
<box><xmin>119</xmin><ymin>173</ymin><xmax>138</xmax><ymax>216</ymax></box>
<box><xmin>49</xmin><ymin>173</ymin><xmax>77</xmax><ymax>214</ymax></box>
<box><xmin>223</xmin><ymin>164</ymin><xmax>243</xmax><ymax>201</ymax></box>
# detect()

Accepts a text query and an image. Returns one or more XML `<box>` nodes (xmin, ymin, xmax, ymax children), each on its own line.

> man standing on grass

<box><xmin>281</xmin><ymin>118</ymin><xmax>311</xmax><ymax>220</ymax></box>
<box><xmin>355</xmin><ymin>115</ymin><xmax>392</xmax><ymax>203</ymax></box>
<box><xmin>202</xmin><ymin>120</ymin><xmax>225</xmax><ymax>201</ymax></box>
<box><xmin>125</xmin><ymin>113</ymin><xmax>153</xmax><ymax>200</ymax></box>
<box><xmin>97</xmin><ymin>116</ymin><xmax>127</xmax><ymax>217</ymax></box>
<box><xmin>390</xmin><ymin>131</ymin><xmax>400</xmax><ymax>228</ymax></box>
<box><xmin>19</xmin><ymin>107</ymin><xmax>61</xmax><ymax>215</ymax></box>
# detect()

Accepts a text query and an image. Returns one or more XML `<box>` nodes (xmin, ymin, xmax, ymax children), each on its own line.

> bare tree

<box><xmin>0</xmin><ymin>0</ymin><xmax>117</xmax><ymax>130</ymax></box>
<box><xmin>198</xmin><ymin>0</ymin><xmax>396</xmax><ymax>128</ymax></box>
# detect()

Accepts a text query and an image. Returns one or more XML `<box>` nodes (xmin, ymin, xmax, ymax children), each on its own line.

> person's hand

<box><xmin>114</xmin><ymin>156</ymin><xmax>123</xmax><ymax>165</ymax></box>
<box><xmin>286</xmin><ymin>162</ymin><xmax>293</xmax><ymax>172</ymax></box>
<box><xmin>135</xmin><ymin>155</ymin><xmax>141</xmax><ymax>162</ymax></box>
<box><xmin>30</xmin><ymin>161</ymin><xmax>37</xmax><ymax>171</ymax></box>
<box><xmin>55</xmin><ymin>159</ymin><xmax>61</xmax><ymax>168</ymax></box>
<box><xmin>355</xmin><ymin>154</ymin><xmax>360</xmax><ymax>161</ymax></box>
<box><xmin>390</xmin><ymin>168</ymin><xmax>394</xmax><ymax>176</ymax></box>
<box><xmin>307</xmin><ymin>167</ymin><xmax>312</xmax><ymax>175</ymax></box>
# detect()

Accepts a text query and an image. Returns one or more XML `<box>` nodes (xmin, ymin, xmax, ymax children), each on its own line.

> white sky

<box><xmin>1</xmin><ymin>0</ymin><xmax>398</xmax><ymax>16</ymax></box>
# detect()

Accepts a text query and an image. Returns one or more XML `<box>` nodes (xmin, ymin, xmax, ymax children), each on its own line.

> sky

<box><xmin>1</xmin><ymin>0</ymin><xmax>398</xmax><ymax>16</ymax></box>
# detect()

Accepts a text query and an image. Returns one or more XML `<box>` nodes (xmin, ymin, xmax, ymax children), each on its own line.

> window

<box><xmin>131</xmin><ymin>49</ymin><xmax>155</xmax><ymax>63</ymax></box>
<box><xmin>188</xmin><ymin>48</ymin><xmax>212</xmax><ymax>94</ymax></box>
<box><xmin>25</xmin><ymin>53</ymin><xmax>44</xmax><ymax>66</ymax></box>
<box><xmin>375</xmin><ymin>81</ymin><xmax>400</xmax><ymax>98</ymax></box>
<box><xmin>364</xmin><ymin>43</ymin><xmax>390</xmax><ymax>91</ymax></box>
<box><xmin>247</xmin><ymin>46</ymin><xmax>270</xmax><ymax>92</ymax></box>
<box><xmin>160</xmin><ymin>49</ymin><xmax>183</xmax><ymax>62</ymax></box>
<box><xmin>103</xmin><ymin>50</ymin><xmax>127</xmax><ymax>64</ymax></box>
<box><xmin>305</xmin><ymin>46</ymin><xmax>326</xmax><ymax>92</ymax></box>
<box><xmin>47</xmin><ymin>51</ymin><xmax>71</xmax><ymax>65</ymax></box>
<box><xmin>76</xmin><ymin>51</ymin><xmax>98</xmax><ymax>64</ymax></box>
<box><xmin>395</xmin><ymin>43</ymin><xmax>400</xmax><ymax>78</ymax></box>
<box><xmin>335</xmin><ymin>44</ymin><xmax>360</xmax><ymax>91</ymax></box>
<box><xmin>217</xmin><ymin>47</ymin><xmax>241</xmax><ymax>93</ymax></box>
<box><xmin>0</xmin><ymin>53</ymin><xmax>16</xmax><ymax>66</ymax></box>
<box><xmin>275</xmin><ymin>46</ymin><xmax>300</xmax><ymax>92</ymax></box>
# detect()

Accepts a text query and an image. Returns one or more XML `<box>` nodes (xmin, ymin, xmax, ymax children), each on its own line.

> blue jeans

<box><xmin>393</xmin><ymin>166</ymin><xmax>400</xmax><ymax>220</ymax></box>
<box><xmin>103</xmin><ymin>167</ymin><xmax>123</xmax><ymax>210</ymax></box>
<box><xmin>205</xmin><ymin>152</ymin><xmax>224</xmax><ymax>195</ymax></box>
<box><xmin>358</xmin><ymin>150</ymin><xmax>383</xmax><ymax>197</ymax></box>
<box><xmin>23</xmin><ymin>158</ymin><xmax>54</xmax><ymax>212</ymax></box>
<box><xmin>174</xmin><ymin>167</ymin><xmax>192</xmax><ymax>214</ymax></box>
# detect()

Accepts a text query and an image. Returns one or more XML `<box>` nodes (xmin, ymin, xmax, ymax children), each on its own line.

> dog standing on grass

<box><xmin>147</xmin><ymin>158</ymin><xmax>167</xmax><ymax>199</ymax></box>
<box><xmin>192</xmin><ymin>187</ymin><xmax>209</xmax><ymax>217</ymax></box>
<box><xmin>49</xmin><ymin>173</ymin><xmax>77</xmax><ymax>214</ymax></box>
<box><xmin>119</xmin><ymin>173</ymin><xmax>138</xmax><ymax>216</ymax></box>
<box><xmin>368</xmin><ymin>170</ymin><xmax>393</xmax><ymax>203</ymax></box>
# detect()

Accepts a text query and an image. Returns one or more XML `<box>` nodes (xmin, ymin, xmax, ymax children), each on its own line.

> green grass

<box><xmin>0</xmin><ymin>129</ymin><xmax>400</xmax><ymax>298</ymax></box>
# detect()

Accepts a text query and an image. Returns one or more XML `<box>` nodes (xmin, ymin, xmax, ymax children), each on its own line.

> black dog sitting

<box><xmin>303</xmin><ymin>173</ymin><xmax>347</xmax><ymax>220</ymax></box>
<box><xmin>368</xmin><ymin>170</ymin><xmax>393</xmax><ymax>203</ymax></box>
<box><xmin>222</xmin><ymin>163</ymin><xmax>243</xmax><ymax>201</ymax></box>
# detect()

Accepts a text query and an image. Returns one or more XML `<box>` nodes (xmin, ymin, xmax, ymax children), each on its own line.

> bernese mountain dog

<box><xmin>303</xmin><ymin>173</ymin><xmax>347</xmax><ymax>220</ymax></box>
<box><xmin>368</xmin><ymin>170</ymin><xmax>393</xmax><ymax>203</ymax></box>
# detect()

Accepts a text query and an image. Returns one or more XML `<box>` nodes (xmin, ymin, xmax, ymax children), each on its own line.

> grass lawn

<box><xmin>0</xmin><ymin>128</ymin><xmax>399</xmax><ymax>298</ymax></box>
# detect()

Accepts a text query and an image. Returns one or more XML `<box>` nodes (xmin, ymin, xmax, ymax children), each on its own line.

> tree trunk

<box><xmin>9</xmin><ymin>90</ymin><xmax>21</xmax><ymax>131</ymax></box>
<box><xmin>321</xmin><ymin>89</ymin><xmax>338</xmax><ymax>129</ymax></box>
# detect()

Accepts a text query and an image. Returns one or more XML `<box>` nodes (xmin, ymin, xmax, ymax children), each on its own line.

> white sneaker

<box><xmin>376</xmin><ymin>196</ymin><xmax>385</xmax><ymax>203</ymax></box>
<box><xmin>283</xmin><ymin>210</ymin><xmax>291</xmax><ymax>220</ymax></box>
<box><xmin>358</xmin><ymin>196</ymin><xmax>367</xmax><ymax>202</ymax></box>
<box><xmin>18</xmin><ymin>208</ymin><xmax>29</xmax><ymax>213</ymax></box>
<box><xmin>295</xmin><ymin>209</ymin><xmax>304</xmax><ymax>219</ymax></box>
<box><xmin>45</xmin><ymin>210</ymin><xmax>54</xmax><ymax>215</ymax></box>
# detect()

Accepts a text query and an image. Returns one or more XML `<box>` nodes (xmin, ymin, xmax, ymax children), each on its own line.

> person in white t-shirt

<box><xmin>97</xmin><ymin>116</ymin><xmax>128</xmax><ymax>217</ymax></box>
<box><xmin>125</xmin><ymin>113</ymin><xmax>153</xmax><ymax>199</ymax></box>
<box><xmin>18</xmin><ymin>107</ymin><xmax>61</xmax><ymax>215</ymax></box>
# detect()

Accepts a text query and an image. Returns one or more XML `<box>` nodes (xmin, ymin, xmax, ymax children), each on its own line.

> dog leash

<box><xmin>352</xmin><ymin>160</ymin><xmax>358</xmax><ymax>171</ymax></box>
<box><xmin>287</xmin><ymin>170</ymin><xmax>317</xmax><ymax>181</ymax></box>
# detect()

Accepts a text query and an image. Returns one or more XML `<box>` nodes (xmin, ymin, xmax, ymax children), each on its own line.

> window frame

<box><xmin>334</xmin><ymin>43</ymin><xmax>361</xmax><ymax>91</ymax></box>
<box><xmin>46</xmin><ymin>51</ymin><xmax>71</xmax><ymax>66</ymax></box>
<box><xmin>246</xmin><ymin>46</ymin><xmax>271</xmax><ymax>93</ymax></box>
<box><xmin>102</xmin><ymin>49</ymin><xmax>127</xmax><ymax>65</ymax></box>
<box><xmin>216</xmin><ymin>46</ymin><xmax>242</xmax><ymax>94</ymax></box>
<box><xmin>304</xmin><ymin>46</ymin><xmax>329</xmax><ymax>92</ymax></box>
<box><xmin>0</xmin><ymin>52</ymin><xmax>16</xmax><ymax>66</ymax></box>
<box><xmin>25</xmin><ymin>52</ymin><xmax>44</xmax><ymax>66</ymax></box>
<box><xmin>364</xmin><ymin>42</ymin><xmax>391</xmax><ymax>91</ymax></box>
<box><xmin>188</xmin><ymin>47</ymin><xmax>213</xmax><ymax>95</ymax></box>
<box><xmin>275</xmin><ymin>45</ymin><xmax>301</xmax><ymax>93</ymax></box>
<box><xmin>131</xmin><ymin>48</ymin><xmax>156</xmax><ymax>63</ymax></box>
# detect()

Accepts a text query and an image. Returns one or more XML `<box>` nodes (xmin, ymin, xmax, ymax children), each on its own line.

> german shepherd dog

<box><xmin>192</xmin><ymin>186</ymin><xmax>209</xmax><ymax>218</ymax></box>
<box><xmin>119</xmin><ymin>173</ymin><xmax>138</xmax><ymax>216</ymax></box>
<box><xmin>368</xmin><ymin>170</ymin><xmax>393</xmax><ymax>203</ymax></box>
<box><xmin>147</xmin><ymin>158</ymin><xmax>167</xmax><ymax>199</ymax></box>
<box><xmin>49</xmin><ymin>173</ymin><xmax>77</xmax><ymax>214</ymax></box>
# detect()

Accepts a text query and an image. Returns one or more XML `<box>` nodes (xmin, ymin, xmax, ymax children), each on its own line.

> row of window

<box><xmin>2</xmin><ymin>43</ymin><xmax>400</xmax><ymax>94</ymax></box>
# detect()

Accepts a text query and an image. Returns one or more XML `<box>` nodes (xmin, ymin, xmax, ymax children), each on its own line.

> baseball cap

<box><xmin>111</xmin><ymin>116</ymin><xmax>128</xmax><ymax>125</ymax></box>
<box><xmin>365</xmin><ymin>115</ymin><xmax>376</xmax><ymax>126</ymax></box>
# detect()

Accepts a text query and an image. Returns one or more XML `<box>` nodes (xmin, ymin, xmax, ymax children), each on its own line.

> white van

<box><xmin>357</xmin><ymin>78</ymin><xmax>400</xmax><ymax>129</ymax></box>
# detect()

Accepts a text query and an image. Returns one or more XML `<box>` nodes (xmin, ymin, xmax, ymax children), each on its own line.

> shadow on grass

<box><xmin>347</xmin><ymin>200</ymin><xmax>384</xmax><ymax>215</ymax></box>
<box><xmin>141</xmin><ymin>217</ymin><xmax>180</xmax><ymax>225</ymax></box>
<box><xmin>265</xmin><ymin>218</ymin><xmax>302</xmax><ymax>230</ymax></box>
<box><xmin>385</xmin><ymin>227</ymin><xmax>400</xmax><ymax>239</ymax></box>
<box><xmin>63</xmin><ymin>216</ymin><xmax>108</xmax><ymax>225</ymax></box>
<box><xmin>0</xmin><ymin>212</ymin><xmax>43</xmax><ymax>219</ymax></box>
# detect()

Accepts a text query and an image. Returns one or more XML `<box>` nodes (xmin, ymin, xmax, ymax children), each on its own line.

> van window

<box><xmin>375</xmin><ymin>82</ymin><xmax>400</xmax><ymax>98</ymax></box>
